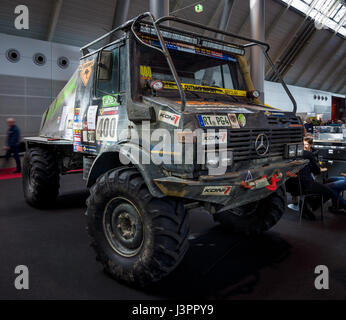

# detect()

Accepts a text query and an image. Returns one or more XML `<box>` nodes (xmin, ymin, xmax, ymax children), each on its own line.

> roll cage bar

<box><xmin>81</xmin><ymin>12</ymin><xmax>297</xmax><ymax>114</ymax></box>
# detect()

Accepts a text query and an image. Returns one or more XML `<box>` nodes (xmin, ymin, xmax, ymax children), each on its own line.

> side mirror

<box><xmin>98</xmin><ymin>50</ymin><xmax>113</xmax><ymax>81</ymax></box>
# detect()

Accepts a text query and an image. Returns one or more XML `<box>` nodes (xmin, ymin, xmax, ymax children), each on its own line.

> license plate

<box><xmin>198</xmin><ymin>114</ymin><xmax>231</xmax><ymax>127</ymax></box>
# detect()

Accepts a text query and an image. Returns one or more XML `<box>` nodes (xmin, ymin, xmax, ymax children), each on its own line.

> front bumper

<box><xmin>154</xmin><ymin>159</ymin><xmax>308</xmax><ymax>210</ymax></box>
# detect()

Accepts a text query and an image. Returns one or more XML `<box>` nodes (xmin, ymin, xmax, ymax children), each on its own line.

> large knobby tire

<box><xmin>22</xmin><ymin>147</ymin><xmax>60</xmax><ymax>208</ymax></box>
<box><xmin>214</xmin><ymin>186</ymin><xmax>286</xmax><ymax>235</ymax></box>
<box><xmin>86</xmin><ymin>167</ymin><xmax>190</xmax><ymax>287</ymax></box>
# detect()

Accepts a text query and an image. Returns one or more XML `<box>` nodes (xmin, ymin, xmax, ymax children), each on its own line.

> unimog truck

<box><xmin>23</xmin><ymin>13</ymin><xmax>307</xmax><ymax>286</ymax></box>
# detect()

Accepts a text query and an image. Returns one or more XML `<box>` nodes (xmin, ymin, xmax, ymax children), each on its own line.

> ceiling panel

<box><xmin>0</xmin><ymin>0</ymin><xmax>344</xmax><ymax>93</ymax></box>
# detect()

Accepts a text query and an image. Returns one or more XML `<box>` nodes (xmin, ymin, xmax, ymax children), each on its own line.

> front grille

<box><xmin>228</xmin><ymin>128</ymin><xmax>303</xmax><ymax>161</ymax></box>
<box><xmin>266</xmin><ymin>115</ymin><xmax>300</xmax><ymax>126</ymax></box>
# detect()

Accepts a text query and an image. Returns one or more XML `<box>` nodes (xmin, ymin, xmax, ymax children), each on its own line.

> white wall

<box><xmin>264</xmin><ymin>80</ymin><xmax>345</xmax><ymax>118</ymax></box>
<box><xmin>0</xmin><ymin>33</ymin><xmax>80</xmax><ymax>81</ymax></box>
<box><xmin>0</xmin><ymin>33</ymin><xmax>81</xmax><ymax>149</ymax></box>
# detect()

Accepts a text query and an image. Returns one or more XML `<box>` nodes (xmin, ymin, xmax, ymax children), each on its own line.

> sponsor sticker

<box><xmin>99</xmin><ymin>107</ymin><xmax>118</xmax><ymax>116</ymax></box>
<box><xmin>74</xmin><ymin>145</ymin><xmax>83</xmax><ymax>152</ymax></box>
<box><xmin>102</xmin><ymin>95</ymin><xmax>119</xmax><ymax>107</ymax></box>
<box><xmin>96</xmin><ymin>115</ymin><xmax>119</xmax><ymax>141</ymax></box>
<box><xmin>201</xmin><ymin>132</ymin><xmax>227</xmax><ymax>145</ymax></box>
<box><xmin>78</xmin><ymin>59</ymin><xmax>95</xmax><ymax>87</ymax></box>
<box><xmin>162</xmin><ymin>81</ymin><xmax>247</xmax><ymax>97</ymax></box>
<box><xmin>202</xmin><ymin>186</ymin><xmax>232</xmax><ymax>196</ymax></box>
<box><xmin>228</xmin><ymin>113</ymin><xmax>240</xmax><ymax>128</ymax></box>
<box><xmin>158</xmin><ymin>110</ymin><xmax>181</xmax><ymax>127</ymax></box>
<box><xmin>238</xmin><ymin>113</ymin><xmax>246</xmax><ymax>127</ymax></box>
<box><xmin>255</xmin><ymin>177</ymin><xmax>269</xmax><ymax>189</ymax></box>
<box><xmin>198</xmin><ymin>114</ymin><xmax>231</xmax><ymax>127</ymax></box>
<box><xmin>82</xmin><ymin>130</ymin><xmax>88</xmax><ymax>142</ymax></box>
<box><xmin>140</xmin><ymin>65</ymin><xmax>152</xmax><ymax>80</ymax></box>
<box><xmin>82</xmin><ymin>145</ymin><xmax>97</xmax><ymax>153</ymax></box>
<box><xmin>245</xmin><ymin>170</ymin><xmax>253</xmax><ymax>182</ymax></box>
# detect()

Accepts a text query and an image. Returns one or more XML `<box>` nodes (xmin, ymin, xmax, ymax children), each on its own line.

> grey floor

<box><xmin>0</xmin><ymin>174</ymin><xmax>345</xmax><ymax>300</ymax></box>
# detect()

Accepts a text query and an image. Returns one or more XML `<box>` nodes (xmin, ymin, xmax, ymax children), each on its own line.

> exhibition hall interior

<box><xmin>0</xmin><ymin>0</ymin><xmax>345</xmax><ymax>301</ymax></box>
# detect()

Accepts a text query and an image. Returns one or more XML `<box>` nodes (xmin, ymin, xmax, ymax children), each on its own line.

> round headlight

<box><xmin>251</xmin><ymin>90</ymin><xmax>260</xmax><ymax>98</ymax></box>
<box><xmin>151</xmin><ymin>80</ymin><xmax>164</xmax><ymax>91</ymax></box>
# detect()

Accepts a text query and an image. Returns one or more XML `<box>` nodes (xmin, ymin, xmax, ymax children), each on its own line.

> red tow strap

<box><xmin>265</xmin><ymin>174</ymin><xmax>281</xmax><ymax>191</ymax></box>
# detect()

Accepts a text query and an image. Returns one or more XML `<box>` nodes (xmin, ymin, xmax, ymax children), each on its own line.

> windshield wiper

<box><xmin>185</xmin><ymin>90</ymin><xmax>202</xmax><ymax>99</ymax></box>
<box><xmin>224</xmin><ymin>94</ymin><xmax>241</xmax><ymax>103</ymax></box>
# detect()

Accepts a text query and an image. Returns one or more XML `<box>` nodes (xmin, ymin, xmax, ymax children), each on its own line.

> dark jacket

<box><xmin>304</xmin><ymin>122</ymin><xmax>314</xmax><ymax>133</ymax></box>
<box><xmin>7</xmin><ymin>125</ymin><xmax>20</xmax><ymax>147</ymax></box>
<box><xmin>299</xmin><ymin>150</ymin><xmax>320</xmax><ymax>189</ymax></box>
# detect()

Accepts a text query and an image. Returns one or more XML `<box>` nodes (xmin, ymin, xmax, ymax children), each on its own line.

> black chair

<box><xmin>336</xmin><ymin>190</ymin><xmax>345</xmax><ymax>210</ymax></box>
<box><xmin>296</xmin><ymin>176</ymin><xmax>324</xmax><ymax>223</ymax></box>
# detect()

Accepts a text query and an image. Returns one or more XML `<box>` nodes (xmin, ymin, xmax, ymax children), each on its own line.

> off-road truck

<box><xmin>23</xmin><ymin>13</ymin><xmax>307</xmax><ymax>286</ymax></box>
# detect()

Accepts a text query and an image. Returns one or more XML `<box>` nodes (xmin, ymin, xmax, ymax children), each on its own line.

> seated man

<box><xmin>286</xmin><ymin>137</ymin><xmax>334</xmax><ymax>220</ymax></box>
<box><xmin>327</xmin><ymin>173</ymin><xmax>346</xmax><ymax>214</ymax></box>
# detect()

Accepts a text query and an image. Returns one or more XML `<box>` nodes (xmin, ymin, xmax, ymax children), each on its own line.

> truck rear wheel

<box><xmin>214</xmin><ymin>186</ymin><xmax>286</xmax><ymax>235</ymax></box>
<box><xmin>22</xmin><ymin>147</ymin><xmax>60</xmax><ymax>208</ymax></box>
<box><xmin>86</xmin><ymin>167</ymin><xmax>190</xmax><ymax>286</ymax></box>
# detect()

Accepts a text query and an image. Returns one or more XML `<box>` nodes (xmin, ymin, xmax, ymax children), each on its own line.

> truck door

<box><xmin>73</xmin><ymin>42</ymin><xmax>126</xmax><ymax>155</ymax></box>
<box><xmin>73</xmin><ymin>53</ymin><xmax>98</xmax><ymax>154</ymax></box>
<box><xmin>93</xmin><ymin>42</ymin><xmax>126</xmax><ymax>152</ymax></box>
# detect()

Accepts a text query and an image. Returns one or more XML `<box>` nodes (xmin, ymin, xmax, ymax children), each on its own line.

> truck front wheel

<box><xmin>22</xmin><ymin>147</ymin><xmax>60</xmax><ymax>208</ymax></box>
<box><xmin>214</xmin><ymin>186</ymin><xmax>286</xmax><ymax>235</ymax></box>
<box><xmin>86</xmin><ymin>167</ymin><xmax>190</xmax><ymax>286</ymax></box>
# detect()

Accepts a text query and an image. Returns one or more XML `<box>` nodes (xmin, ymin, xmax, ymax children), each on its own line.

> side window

<box><xmin>96</xmin><ymin>47</ymin><xmax>119</xmax><ymax>97</ymax></box>
<box><xmin>222</xmin><ymin>64</ymin><xmax>235</xmax><ymax>89</ymax></box>
<box><xmin>119</xmin><ymin>45</ymin><xmax>126</xmax><ymax>92</ymax></box>
<box><xmin>228</xmin><ymin>62</ymin><xmax>246</xmax><ymax>90</ymax></box>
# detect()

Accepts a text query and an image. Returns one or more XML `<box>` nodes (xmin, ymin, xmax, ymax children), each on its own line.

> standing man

<box><xmin>304</xmin><ymin>118</ymin><xmax>314</xmax><ymax>135</ymax></box>
<box><xmin>3</xmin><ymin>118</ymin><xmax>21</xmax><ymax>173</ymax></box>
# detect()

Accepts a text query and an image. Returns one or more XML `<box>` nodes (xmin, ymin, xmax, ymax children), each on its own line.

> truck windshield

<box><xmin>137</xmin><ymin>41</ymin><xmax>247</xmax><ymax>102</ymax></box>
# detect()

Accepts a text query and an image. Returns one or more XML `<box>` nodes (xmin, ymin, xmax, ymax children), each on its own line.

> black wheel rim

<box><xmin>103</xmin><ymin>197</ymin><xmax>144</xmax><ymax>257</ymax></box>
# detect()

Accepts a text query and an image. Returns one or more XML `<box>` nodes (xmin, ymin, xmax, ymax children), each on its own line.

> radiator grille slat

<box><xmin>227</xmin><ymin>128</ymin><xmax>303</xmax><ymax>161</ymax></box>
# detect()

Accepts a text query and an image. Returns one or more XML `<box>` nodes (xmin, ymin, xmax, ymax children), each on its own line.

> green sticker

<box><xmin>238</xmin><ymin>114</ymin><xmax>246</xmax><ymax>127</ymax></box>
<box><xmin>102</xmin><ymin>95</ymin><xmax>119</xmax><ymax>107</ymax></box>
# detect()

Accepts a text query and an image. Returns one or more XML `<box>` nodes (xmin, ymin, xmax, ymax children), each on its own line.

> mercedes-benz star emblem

<box><xmin>255</xmin><ymin>134</ymin><xmax>270</xmax><ymax>156</ymax></box>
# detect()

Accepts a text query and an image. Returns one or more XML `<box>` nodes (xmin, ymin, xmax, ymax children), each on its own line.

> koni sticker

<box><xmin>78</xmin><ymin>59</ymin><xmax>95</xmax><ymax>86</ymax></box>
<box><xmin>201</xmin><ymin>132</ymin><xmax>227</xmax><ymax>145</ymax></box>
<box><xmin>158</xmin><ymin>110</ymin><xmax>181</xmax><ymax>127</ymax></box>
<box><xmin>202</xmin><ymin>186</ymin><xmax>232</xmax><ymax>196</ymax></box>
<box><xmin>228</xmin><ymin>113</ymin><xmax>240</xmax><ymax>128</ymax></box>
<box><xmin>198</xmin><ymin>114</ymin><xmax>231</xmax><ymax>127</ymax></box>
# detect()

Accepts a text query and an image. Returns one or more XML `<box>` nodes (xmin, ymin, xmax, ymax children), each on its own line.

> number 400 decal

<box><xmin>96</xmin><ymin>115</ymin><xmax>118</xmax><ymax>141</ymax></box>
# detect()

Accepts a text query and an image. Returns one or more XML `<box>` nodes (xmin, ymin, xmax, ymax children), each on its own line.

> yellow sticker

<box><xmin>78</xmin><ymin>60</ymin><xmax>95</xmax><ymax>87</ymax></box>
<box><xmin>162</xmin><ymin>81</ymin><xmax>247</xmax><ymax>97</ymax></box>
<box><xmin>140</xmin><ymin>65</ymin><xmax>152</xmax><ymax>80</ymax></box>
